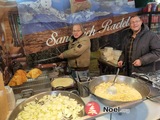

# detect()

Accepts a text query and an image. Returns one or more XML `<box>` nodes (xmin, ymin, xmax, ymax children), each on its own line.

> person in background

<box><xmin>118</xmin><ymin>15</ymin><xmax>160</xmax><ymax>76</ymax></box>
<box><xmin>58</xmin><ymin>24</ymin><xmax>91</xmax><ymax>82</ymax></box>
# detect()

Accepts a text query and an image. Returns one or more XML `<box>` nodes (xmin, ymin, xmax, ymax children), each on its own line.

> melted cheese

<box><xmin>94</xmin><ymin>82</ymin><xmax>142</xmax><ymax>102</ymax></box>
<box><xmin>51</xmin><ymin>77</ymin><xmax>74</xmax><ymax>88</ymax></box>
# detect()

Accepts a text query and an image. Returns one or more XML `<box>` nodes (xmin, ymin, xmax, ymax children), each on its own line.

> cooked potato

<box><xmin>94</xmin><ymin>82</ymin><xmax>142</xmax><ymax>101</ymax></box>
<box><xmin>15</xmin><ymin>94</ymin><xmax>83</xmax><ymax>120</ymax></box>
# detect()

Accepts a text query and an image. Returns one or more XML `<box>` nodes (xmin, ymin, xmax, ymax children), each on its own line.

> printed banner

<box><xmin>15</xmin><ymin>0</ymin><xmax>141</xmax><ymax>54</ymax></box>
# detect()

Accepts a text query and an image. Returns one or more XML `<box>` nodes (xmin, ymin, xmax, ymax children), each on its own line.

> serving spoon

<box><xmin>107</xmin><ymin>68</ymin><xmax>120</xmax><ymax>94</ymax></box>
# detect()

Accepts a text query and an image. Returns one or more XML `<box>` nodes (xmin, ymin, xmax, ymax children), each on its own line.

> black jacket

<box><xmin>119</xmin><ymin>24</ymin><xmax>160</xmax><ymax>75</ymax></box>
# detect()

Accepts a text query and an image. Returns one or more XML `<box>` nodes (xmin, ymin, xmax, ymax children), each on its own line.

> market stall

<box><xmin>1</xmin><ymin>0</ymin><xmax>160</xmax><ymax>120</ymax></box>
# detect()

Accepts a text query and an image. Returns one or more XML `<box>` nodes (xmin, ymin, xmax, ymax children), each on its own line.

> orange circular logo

<box><xmin>85</xmin><ymin>101</ymin><xmax>100</xmax><ymax>116</ymax></box>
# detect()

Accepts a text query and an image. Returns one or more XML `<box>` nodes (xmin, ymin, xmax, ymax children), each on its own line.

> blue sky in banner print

<box><xmin>16</xmin><ymin>0</ymin><xmax>141</xmax><ymax>35</ymax></box>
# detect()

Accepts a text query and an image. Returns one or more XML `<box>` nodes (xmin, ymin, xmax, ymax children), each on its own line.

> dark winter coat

<box><xmin>119</xmin><ymin>23</ymin><xmax>160</xmax><ymax>74</ymax></box>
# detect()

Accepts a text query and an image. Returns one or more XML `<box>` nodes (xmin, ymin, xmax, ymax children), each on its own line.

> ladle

<box><xmin>107</xmin><ymin>68</ymin><xmax>120</xmax><ymax>94</ymax></box>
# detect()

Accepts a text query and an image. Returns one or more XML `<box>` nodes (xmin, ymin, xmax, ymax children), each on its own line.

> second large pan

<box><xmin>89</xmin><ymin>75</ymin><xmax>150</xmax><ymax>108</ymax></box>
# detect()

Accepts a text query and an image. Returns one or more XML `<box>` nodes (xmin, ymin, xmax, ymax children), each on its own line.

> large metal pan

<box><xmin>89</xmin><ymin>75</ymin><xmax>150</xmax><ymax>108</ymax></box>
<box><xmin>8</xmin><ymin>91</ymin><xmax>85</xmax><ymax>120</ymax></box>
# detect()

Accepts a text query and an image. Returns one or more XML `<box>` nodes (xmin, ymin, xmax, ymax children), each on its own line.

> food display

<box><xmin>51</xmin><ymin>77</ymin><xmax>74</xmax><ymax>88</ymax></box>
<box><xmin>26</xmin><ymin>68</ymin><xmax>42</xmax><ymax>79</ymax></box>
<box><xmin>8</xmin><ymin>68</ymin><xmax>42</xmax><ymax>86</ymax></box>
<box><xmin>8</xmin><ymin>69</ymin><xmax>27</xmax><ymax>86</ymax></box>
<box><xmin>15</xmin><ymin>94</ymin><xmax>84</xmax><ymax>120</ymax></box>
<box><xmin>94</xmin><ymin>82</ymin><xmax>142</xmax><ymax>102</ymax></box>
